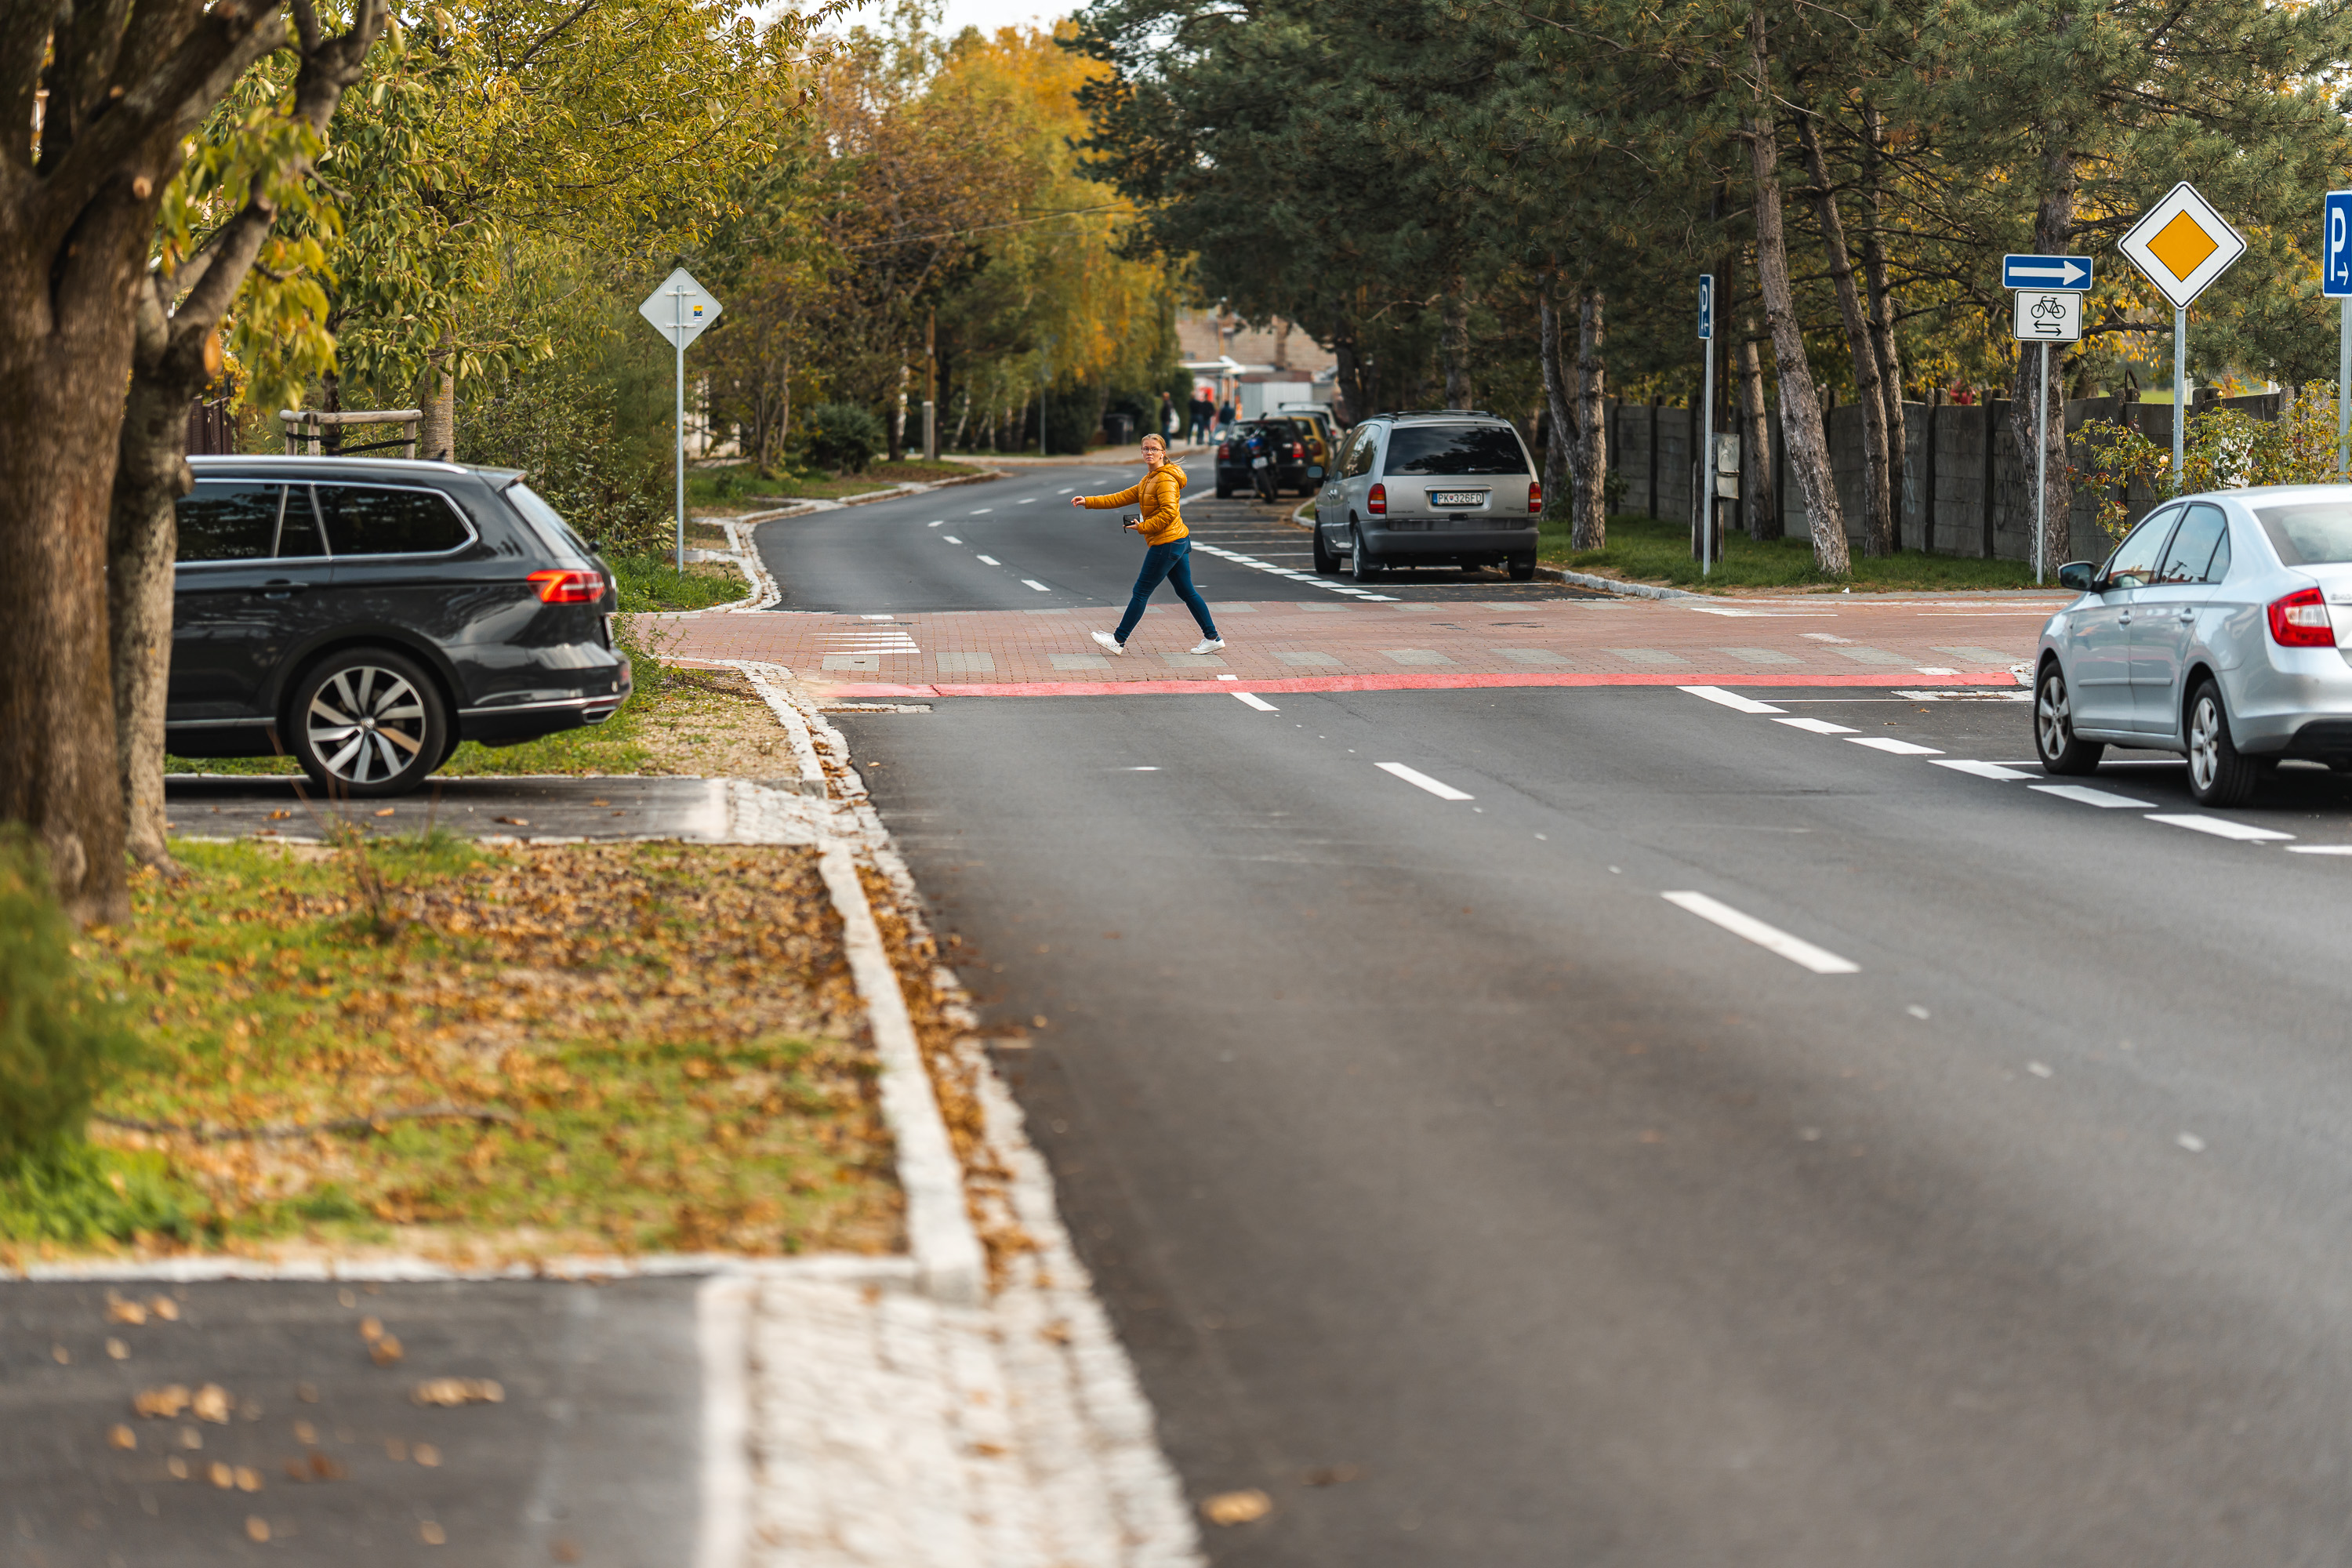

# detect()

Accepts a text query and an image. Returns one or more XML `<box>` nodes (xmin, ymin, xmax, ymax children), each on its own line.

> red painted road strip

<box><xmin>815</xmin><ymin>669</ymin><xmax>2020</xmax><ymax>699</ymax></box>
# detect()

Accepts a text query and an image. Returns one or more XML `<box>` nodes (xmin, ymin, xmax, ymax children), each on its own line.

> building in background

<box><xmin>1175</xmin><ymin>305</ymin><xmax>1338</xmax><ymax>423</ymax></box>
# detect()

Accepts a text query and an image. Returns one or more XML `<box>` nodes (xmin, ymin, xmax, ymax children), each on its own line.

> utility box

<box><xmin>1714</xmin><ymin>432</ymin><xmax>1740</xmax><ymax>499</ymax></box>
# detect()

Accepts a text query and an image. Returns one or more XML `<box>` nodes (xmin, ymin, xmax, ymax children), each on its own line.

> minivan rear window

<box><xmin>2255</xmin><ymin>503</ymin><xmax>2352</xmax><ymax>565</ymax></box>
<box><xmin>1382</xmin><ymin>426</ymin><xmax>1529</xmax><ymax>476</ymax></box>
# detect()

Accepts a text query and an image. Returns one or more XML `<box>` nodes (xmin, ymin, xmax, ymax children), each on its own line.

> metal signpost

<box><xmin>2118</xmin><ymin>183</ymin><xmax>2246</xmax><ymax>495</ymax></box>
<box><xmin>2324</xmin><ymin>191</ymin><xmax>2352</xmax><ymax>477</ymax></box>
<box><xmin>637</xmin><ymin>267</ymin><xmax>724</xmax><ymax>572</ymax></box>
<box><xmin>1697</xmin><ymin>274</ymin><xmax>1715</xmax><ymax>576</ymax></box>
<box><xmin>2011</xmin><ymin>285</ymin><xmax>2084</xmax><ymax>583</ymax></box>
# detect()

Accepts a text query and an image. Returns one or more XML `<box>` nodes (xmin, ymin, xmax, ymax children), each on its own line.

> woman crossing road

<box><xmin>1072</xmin><ymin>434</ymin><xmax>1224</xmax><ymax>657</ymax></box>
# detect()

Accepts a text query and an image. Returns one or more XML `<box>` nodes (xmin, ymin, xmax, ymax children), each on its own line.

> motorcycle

<box><xmin>1244</xmin><ymin>424</ymin><xmax>1284</xmax><ymax>503</ymax></box>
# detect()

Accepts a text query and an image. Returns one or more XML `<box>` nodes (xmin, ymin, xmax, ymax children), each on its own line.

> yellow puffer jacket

<box><xmin>1082</xmin><ymin>462</ymin><xmax>1188</xmax><ymax>545</ymax></box>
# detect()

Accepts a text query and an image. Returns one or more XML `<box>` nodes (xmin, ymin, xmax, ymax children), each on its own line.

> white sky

<box><xmin>935</xmin><ymin>0</ymin><xmax>1063</xmax><ymax>38</ymax></box>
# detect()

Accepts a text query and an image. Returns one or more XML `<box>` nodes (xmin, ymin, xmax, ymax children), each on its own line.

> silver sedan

<box><xmin>2034</xmin><ymin>485</ymin><xmax>2352</xmax><ymax>805</ymax></box>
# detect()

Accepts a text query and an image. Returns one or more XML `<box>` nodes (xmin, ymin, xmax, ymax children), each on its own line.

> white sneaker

<box><xmin>1091</xmin><ymin>630</ymin><xmax>1126</xmax><ymax>655</ymax></box>
<box><xmin>1189</xmin><ymin>638</ymin><xmax>1225</xmax><ymax>655</ymax></box>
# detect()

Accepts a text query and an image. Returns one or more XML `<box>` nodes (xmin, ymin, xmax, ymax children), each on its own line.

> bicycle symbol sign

<box><xmin>2013</xmin><ymin>290</ymin><xmax>2082</xmax><ymax>343</ymax></box>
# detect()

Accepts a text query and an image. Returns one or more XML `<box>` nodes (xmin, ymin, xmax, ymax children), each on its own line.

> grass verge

<box><xmin>1540</xmin><ymin>512</ymin><xmax>2049</xmax><ymax>592</ymax></box>
<box><xmin>3</xmin><ymin>837</ymin><xmax>900</xmax><ymax>1264</ymax></box>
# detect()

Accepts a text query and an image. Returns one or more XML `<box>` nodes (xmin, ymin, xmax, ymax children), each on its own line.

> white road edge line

<box><xmin>1022</xmin><ymin>579</ymin><xmax>1051</xmax><ymax>592</ymax></box>
<box><xmin>1679</xmin><ymin>684</ymin><xmax>1785</xmax><ymax>714</ymax></box>
<box><xmin>1376</xmin><ymin>761</ymin><xmax>1475</xmax><ymax>800</ymax></box>
<box><xmin>2145</xmin><ymin>813</ymin><xmax>2295</xmax><ymax>842</ymax></box>
<box><xmin>2029</xmin><ymin>782</ymin><xmax>2151</xmax><ymax>808</ymax></box>
<box><xmin>2286</xmin><ymin>844</ymin><xmax>2352</xmax><ymax>854</ymax></box>
<box><xmin>1931</xmin><ymin>759</ymin><xmax>2037</xmax><ymax>781</ymax></box>
<box><xmin>1846</xmin><ymin>736</ymin><xmax>1944</xmax><ymax>756</ymax></box>
<box><xmin>1232</xmin><ymin>691</ymin><xmax>1277</xmax><ymax>711</ymax></box>
<box><xmin>1661</xmin><ymin>891</ymin><xmax>1860</xmax><ymax>975</ymax></box>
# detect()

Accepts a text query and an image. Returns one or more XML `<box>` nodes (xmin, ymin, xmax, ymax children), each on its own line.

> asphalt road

<box><xmin>0</xmin><ymin>1277</ymin><xmax>701</xmax><ymax>1566</ymax></box>
<box><xmin>753</xmin><ymin>460</ymin><xmax>1597</xmax><ymax>614</ymax></box>
<box><xmin>840</xmin><ymin>677</ymin><xmax>2352</xmax><ymax>1566</ymax></box>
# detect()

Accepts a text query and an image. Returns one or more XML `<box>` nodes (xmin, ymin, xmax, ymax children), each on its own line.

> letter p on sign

<box><xmin>2327</xmin><ymin>192</ymin><xmax>2352</xmax><ymax>297</ymax></box>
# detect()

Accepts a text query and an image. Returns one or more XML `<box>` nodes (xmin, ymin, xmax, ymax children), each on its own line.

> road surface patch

<box><xmin>1661</xmin><ymin>891</ymin><xmax>1860</xmax><ymax>975</ymax></box>
<box><xmin>1375</xmin><ymin>762</ymin><xmax>1475</xmax><ymax>800</ymax></box>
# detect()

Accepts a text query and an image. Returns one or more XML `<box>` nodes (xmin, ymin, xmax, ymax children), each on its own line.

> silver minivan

<box><xmin>1312</xmin><ymin>412</ymin><xmax>1541</xmax><ymax>582</ymax></box>
<box><xmin>2035</xmin><ymin>485</ymin><xmax>2352</xmax><ymax>805</ymax></box>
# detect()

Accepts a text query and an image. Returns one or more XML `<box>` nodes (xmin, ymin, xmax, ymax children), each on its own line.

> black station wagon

<box><xmin>168</xmin><ymin>457</ymin><xmax>633</xmax><ymax>796</ymax></box>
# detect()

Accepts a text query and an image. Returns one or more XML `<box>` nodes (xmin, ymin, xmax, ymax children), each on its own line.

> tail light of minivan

<box><xmin>529</xmin><ymin>568</ymin><xmax>606</xmax><ymax>604</ymax></box>
<box><xmin>1528</xmin><ymin>480</ymin><xmax>1543</xmax><ymax>513</ymax></box>
<box><xmin>1218</xmin><ymin>442</ymin><xmax>1232</xmax><ymax>460</ymax></box>
<box><xmin>1368</xmin><ymin>483</ymin><xmax>1386</xmax><ymax>515</ymax></box>
<box><xmin>2269</xmin><ymin>586</ymin><xmax>2336</xmax><ymax>646</ymax></box>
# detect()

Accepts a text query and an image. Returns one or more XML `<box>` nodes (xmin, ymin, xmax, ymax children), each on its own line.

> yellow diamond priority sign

<box><xmin>2119</xmin><ymin>182</ymin><xmax>2245</xmax><ymax>310</ymax></box>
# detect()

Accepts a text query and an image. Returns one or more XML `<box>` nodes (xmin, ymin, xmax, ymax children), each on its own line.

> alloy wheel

<box><xmin>307</xmin><ymin>665</ymin><xmax>429</xmax><ymax>786</ymax></box>
<box><xmin>2187</xmin><ymin>695</ymin><xmax>2222</xmax><ymax>793</ymax></box>
<box><xmin>2036</xmin><ymin>674</ymin><xmax>2071</xmax><ymax>761</ymax></box>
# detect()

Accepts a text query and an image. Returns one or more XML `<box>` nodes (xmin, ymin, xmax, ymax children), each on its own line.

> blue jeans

<box><xmin>1115</xmin><ymin>539</ymin><xmax>1218</xmax><ymax>644</ymax></box>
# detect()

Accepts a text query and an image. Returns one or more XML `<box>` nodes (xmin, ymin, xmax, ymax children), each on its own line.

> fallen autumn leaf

<box><xmin>1202</xmin><ymin>1489</ymin><xmax>1273</xmax><ymax>1526</ymax></box>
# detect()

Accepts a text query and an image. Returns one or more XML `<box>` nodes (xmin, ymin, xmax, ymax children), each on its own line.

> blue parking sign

<box><xmin>2326</xmin><ymin>192</ymin><xmax>2352</xmax><ymax>298</ymax></box>
<box><xmin>1697</xmin><ymin>274</ymin><xmax>1714</xmax><ymax>341</ymax></box>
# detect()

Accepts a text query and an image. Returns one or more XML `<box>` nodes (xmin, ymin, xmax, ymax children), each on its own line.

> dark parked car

<box><xmin>167</xmin><ymin>456</ymin><xmax>632</xmax><ymax>797</ymax></box>
<box><xmin>1214</xmin><ymin>419</ymin><xmax>1313</xmax><ymax>499</ymax></box>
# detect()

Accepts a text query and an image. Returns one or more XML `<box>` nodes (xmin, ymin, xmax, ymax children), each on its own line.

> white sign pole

<box><xmin>2172</xmin><ymin>306</ymin><xmax>2187</xmax><ymax>495</ymax></box>
<box><xmin>2034</xmin><ymin>341</ymin><xmax>2049</xmax><ymax>585</ymax></box>
<box><xmin>2340</xmin><ymin>296</ymin><xmax>2350</xmax><ymax>479</ymax></box>
<box><xmin>1700</xmin><ymin>334</ymin><xmax>1715</xmax><ymax>577</ymax></box>
<box><xmin>673</xmin><ymin>285</ymin><xmax>688</xmax><ymax>573</ymax></box>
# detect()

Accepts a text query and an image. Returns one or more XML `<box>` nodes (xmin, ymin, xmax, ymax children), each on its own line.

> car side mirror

<box><xmin>2057</xmin><ymin>561</ymin><xmax>2095</xmax><ymax>592</ymax></box>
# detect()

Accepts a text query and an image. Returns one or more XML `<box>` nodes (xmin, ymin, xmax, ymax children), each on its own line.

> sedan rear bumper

<box><xmin>2224</xmin><ymin>650</ymin><xmax>2352</xmax><ymax>754</ymax></box>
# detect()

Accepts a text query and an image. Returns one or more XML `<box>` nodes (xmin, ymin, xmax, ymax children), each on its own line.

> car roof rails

<box><xmin>1373</xmin><ymin>408</ymin><xmax>1498</xmax><ymax>419</ymax></box>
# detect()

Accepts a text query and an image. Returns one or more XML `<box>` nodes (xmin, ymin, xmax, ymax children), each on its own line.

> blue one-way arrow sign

<box><xmin>2002</xmin><ymin>253</ymin><xmax>2093</xmax><ymax>291</ymax></box>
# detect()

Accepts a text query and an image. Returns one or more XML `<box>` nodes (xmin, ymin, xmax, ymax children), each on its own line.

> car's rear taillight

<box><xmin>1528</xmin><ymin>480</ymin><xmax>1543</xmax><ymax>514</ymax></box>
<box><xmin>2270</xmin><ymin>586</ymin><xmax>2336</xmax><ymax>646</ymax></box>
<box><xmin>1368</xmin><ymin>483</ymin><xmax>1386</xmax><ymax>515</ymax></box>
<box><xmin>1290</xmin><ymin>443</ymin><xmax>1304</xmax><ymax>459</ymax></box>
<box><xmin>529</xmin><ymin>568</ymin><xmax>605</xmax><ymax>604</ymax></box>
<box><xmin>1218</xmin><ymin>443</ymin><xmax>1232</xmax><ymax>460</ymax></box>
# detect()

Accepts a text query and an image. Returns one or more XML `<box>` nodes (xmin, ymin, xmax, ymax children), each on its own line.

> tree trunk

<box><xmin>0</xmin><ymin>273</ymin><xmax>132</xmax><ymax>925</ymax></box>
<box><xmin>1540</xmin><ymin>270</ymin><xmax>1574</xmax><ymax>525</ymax></box>
<box><xmin>889</xmin><ymin>359</ymin><xmax>909</xmax><ymax>463</ymax></box>
<box><xmin>1796</xmin><ymin>114</ymin><xmax>1892</xmax><ymax>557</ymax></box>
<box><xmin>419</xmin><ymin>324</ymin><xmax>457</xmax><ymax>460</ymax></box>
<box><xmin>1573</xmin><ymin>286</ymin><xmax>1609</xmax><ymax>550</ymax></box>
<box><xmin>2010</xmin><ymin>139</ymin><xmax>2077</xmax><ymax>575</ymax></box>
<box><xmin>1860</xmin><ymin>102</ymin><xmax>1909</xmax><ymax>549</ymax></box>
<box><xmin>1442</xmin><ymin>285</ymin><xmax>1472</xmax><ymax>408</ymax></box>
<box><xmin>1748</xmin><ymin>7</ymin><xmax>1850</xmax><ymax>575</ymax></box>
<box><xmin>1740</xmin><ymin>318</ymin><xmax>1778</xmax><ymax>539</ymax></box>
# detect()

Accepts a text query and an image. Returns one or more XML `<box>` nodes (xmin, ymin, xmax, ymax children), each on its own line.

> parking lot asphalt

<box><xmin>0</xmin><ymin>1276</ymin><xmax>703</xmax><ymax>1566</ymax></box>
<box><xmin>164</xmin><ymin>775</ymin><xmax>735</xmax><ymax>844</ymax></box>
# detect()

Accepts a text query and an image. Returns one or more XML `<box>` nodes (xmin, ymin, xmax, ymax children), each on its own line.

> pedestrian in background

<box><xmin>1216</xmin><ymin>398</ymin><xmax>1236</xmax><ymax>438</ymax></box>
<box><xmin>1070</xmin><ymin>433</ymin><xmax>1223</xmax><ymax>658</ymax></box>
<box><xmin>1188</xmin><ymin>390</ymin><xmax>1212</xmax><ymax>445</ymax></box>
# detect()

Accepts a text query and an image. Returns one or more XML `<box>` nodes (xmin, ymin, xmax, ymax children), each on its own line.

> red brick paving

<box><xmin>660</xmin><ymin>593</ymin><xmax>2069</xmax><ymax>699</ymax></box>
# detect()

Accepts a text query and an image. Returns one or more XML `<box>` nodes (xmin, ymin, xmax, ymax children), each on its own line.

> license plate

<box><xmin>1252</xmin><ymin>456</ymin><xmax>1269</xmax><ymax>467</ymax></box>
<box><xmin>1432</xmin><ymin>490</ymin><xmax>1484</xmax><ymax>507</ymax></box>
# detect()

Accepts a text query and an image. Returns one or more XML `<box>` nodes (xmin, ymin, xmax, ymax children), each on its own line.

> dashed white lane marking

<box><xmin>1022</xmin><ymin>579</ymin><xmax>1051</xmax><ymax>592</ymax></box>
<box><xmin>1058</xmin><ymin>488</ymin><xmax>1076</xmax><ymax>495</ymax></box>
<box><xmin>1847</xmin><ymin>736</ymin><xmax>1944</xmax><ymax>756</ymax></box>
<box><xmin>2286</xmin><ymin>844</ymin><xmax>2352</xmax><ymax>855</ymax></box>
<box><xmin>971</xmin><ymin>508</ymin><xmax>994</xmax><ymax>514</ymax></box>
<box><xmin>927</xmin><ymin>520</ymin><xmax>944</xmax><ymax>528</ymax></box>
<box><xmin>2029</xmin><ymin>783</ymin><xmax>2151</xmax><ymax>808</ymax></box>
<box><xmin>1661</xmin><ymin>891</ymin><xmax>1860</xmax><ymax>975</ymax></box>
<box><xmin>1773</xmin><ymin>716</ymin><xmax>1858</xmax><ymax>735</ymax></box>
<box><xmin>2146</xmin><ymin>814</ymin><xmax>2294</xmax><ymax>842</ymax></box>
<box><xmin>1932</xmin><ymin>760</ymin><xmax>2038</xmax><ymax>781</ymax></box>
<box><xmin>976</xmin><ymin>555</ymin><xmax>1000</xmax><ymax>566</ymax></box>
<box><xmin>1376</xmin><ymin>762</ymin><xmax>1475</xmax><ymax>800</ymax></box>
<box><xmin>943</xmin><ymin>535</ymin><xmax>962</xmax><ymax>543</ymax></box>
<box><xmin>1232</xmin><ymin>692</ymin><xmax>1278</xmax><ymax>711</ymax></box>
<box><xmin>1019</xmin><ymin>498</ymin><xmax>1037</xmax><ymax>504</ymax></box>
<box><xmin>1679</xmin><ymin>685</ymin><xmax>1786</xmax><ymax>714</ymax></box>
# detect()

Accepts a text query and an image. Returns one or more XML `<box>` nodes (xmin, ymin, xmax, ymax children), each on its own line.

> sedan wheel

<box><xmin>2034</xmin><ymin>663</ymin><xmax>2104</xmax><ymax>775</ymax></box>
<box><xmin>289</xmin><ymin>648</ymin><xmax>448</xmax><ymax>798</ymax></box>
<box><xmin>2185</xmin><ymin>678</ymin><xmax>2259</xmax><ymax>807</ymax></box>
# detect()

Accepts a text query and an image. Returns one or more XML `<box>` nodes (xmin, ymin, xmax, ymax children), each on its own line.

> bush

<box><xmin>0</xmin><ymin>838</ymin><xmax>141</xmax><ymax>1160</ymax></box>
<box><xmin>462</xmin><ymin>363</ymin><xmax>672</xmax><ymax>557</ymax></box>
<box><xmin>801</xmin><ymin>403</ymin><xmax>886</xmax><ymax>474</ymax></box>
